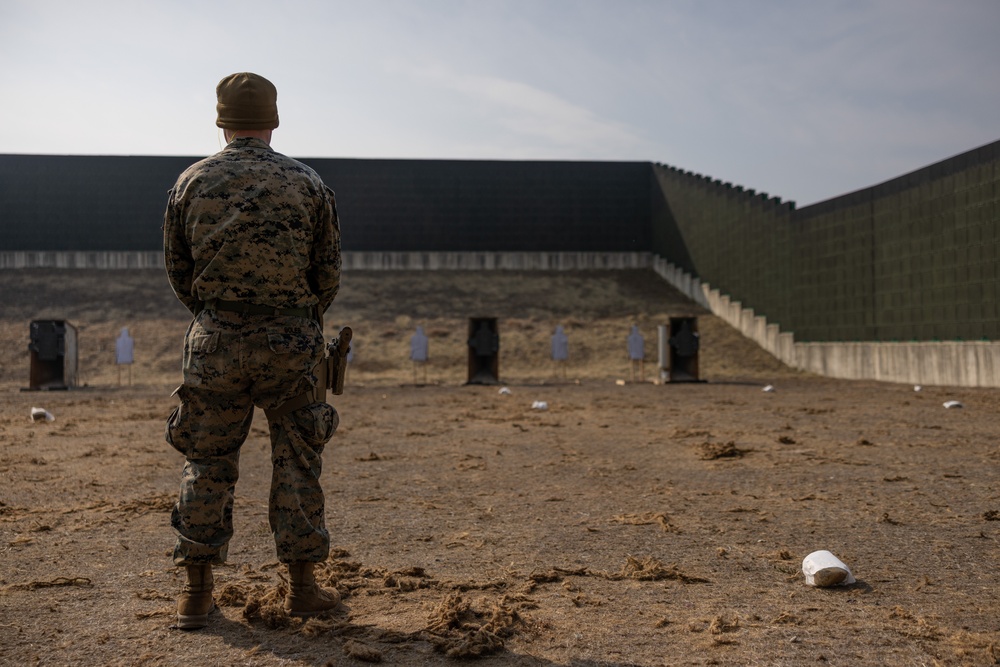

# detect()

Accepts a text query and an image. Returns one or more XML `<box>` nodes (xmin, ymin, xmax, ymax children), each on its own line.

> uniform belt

<box><xmin>202</xmin><ymin>298</ymin><xmax>313</xmax><ymax>318</ymax></box>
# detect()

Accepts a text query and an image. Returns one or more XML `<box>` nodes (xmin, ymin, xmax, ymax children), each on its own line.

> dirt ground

<box><xmin>0</xmin><ymin>269</ymin><xmax>998</xmax><ymax>667</ymax></box>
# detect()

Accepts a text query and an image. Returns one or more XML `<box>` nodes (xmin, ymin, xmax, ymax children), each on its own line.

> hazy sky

<box><xmin>2</xmin><ymin>0</ymin><xmax>997</xmax><ymax>205</ymax></box>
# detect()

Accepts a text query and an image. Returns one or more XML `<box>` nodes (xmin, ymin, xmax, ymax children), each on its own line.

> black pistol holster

<box><xmin>265</xmin><ymin>327</ymin><xmax>352</xmax><ymax>422</ymax></box>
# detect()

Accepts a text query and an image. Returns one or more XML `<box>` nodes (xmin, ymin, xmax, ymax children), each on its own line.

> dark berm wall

<box><xmin>653</xmin><ymin>139</ymin><xmax>999</xmax><ymax>342</ymax></box>
<box><xmin>0</xmin><ymin>155</ymin><xmax>651</xmax><ymax>253</ymax></box>
<box><xmin>1</xmin><ymin>140</ymin><xmax>997</xmax><ymax>343</ymax></box>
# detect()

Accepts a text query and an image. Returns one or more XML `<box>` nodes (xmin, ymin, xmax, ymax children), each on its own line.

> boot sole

<box><xmin>176</xmin><ymin>603</ymin><xmax>216</xmax><ymax>630</ymax></box>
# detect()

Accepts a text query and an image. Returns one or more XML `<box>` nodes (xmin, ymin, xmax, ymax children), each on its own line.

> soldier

<box><xmin>163</xmin><ymin>72</ymin><xmax>343</xmax><ymax>629</ymax></box>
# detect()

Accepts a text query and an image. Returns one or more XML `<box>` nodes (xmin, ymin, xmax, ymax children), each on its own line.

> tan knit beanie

<box><xmin>215</xmin><ymin>72</ymin><xmax>279</xmax><ymax>130</ymax></box>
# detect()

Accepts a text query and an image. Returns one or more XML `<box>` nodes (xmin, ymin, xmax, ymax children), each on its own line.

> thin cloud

<box><xmin>399</xmin><ymin>63</ymin><xmax>643</xmax><ymax>157</ymax></box>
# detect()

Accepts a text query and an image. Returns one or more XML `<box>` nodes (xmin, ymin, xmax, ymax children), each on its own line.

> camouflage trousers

<box><xmin>166</xmin><ymin>309</ymin><xmax>338</xmax><ymax>565</ymax></box>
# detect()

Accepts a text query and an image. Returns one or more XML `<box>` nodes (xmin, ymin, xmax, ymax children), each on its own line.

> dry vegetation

<box><xmin>0</xmin><ymin>269</ymin><xmax>998</xmax><ymax>666</ymax></box>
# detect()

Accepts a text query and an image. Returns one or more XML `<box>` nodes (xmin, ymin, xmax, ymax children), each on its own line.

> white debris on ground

<box><xmin>802</xmin><ymin>550</ymin><xmax>856</xmax><ymax>587</ymax></box>
<box><xmin>30</xmin><ymin>407</ymin><xmax>55</xmax><ymax>422</ymax></box>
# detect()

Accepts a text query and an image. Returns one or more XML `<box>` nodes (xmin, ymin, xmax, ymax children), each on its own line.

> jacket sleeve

<box><xmin>309</xmin><ymin>185</ymin><xmax>342</xmax><ymax>314</ymax></box>
<box><xmin>162</xmin><ymin>189</ymin><xmax>199</xmax><ymax>315</ymax></box>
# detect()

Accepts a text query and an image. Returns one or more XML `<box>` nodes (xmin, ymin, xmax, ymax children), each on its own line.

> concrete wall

<box><xmin>651</xmin><ymin>139</ymin><xmax>1000</xmax><ymax>343</ymax></box>
<box><xmin>0</xmin><ymin>250</ymin><xmax>652</xmax><ymax>271</ymax></box>
<box><xmin>311</xmin><ymin>159</ymin><xmax>652</xmax><ymax>252</ymax></box>
<box><xmin>651</xmin><ymin>167</ymin><xmax>796</xmax><ymax>330</ymax></box>
<box><xmin>792</xmin><ymin>149</ymin><xmax>999</xmax><ymax>342</ymax></box>
<box><xmin>653</xmin><ymin>256</ymin><xmax>1000</xmax><ymax>388</ymax></box>
<box><xmin>0</xmin><ymin>251</ymin><xmax>165</xmax><ymax>269</ymax></box>
<box><xmin>0</xmin><ymin>155</ymin><xmax>651</xmax><ymax>253</ymax></box>
<box><xmin>0</xmin><ymin>155</ymin><xmax>188</xmax><ymax>252</ymax></box>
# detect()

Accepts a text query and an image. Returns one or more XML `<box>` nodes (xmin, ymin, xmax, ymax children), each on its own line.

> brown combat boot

<box><xmin>284</xmin><ymin>562</ymin><xmax>342</xmax><ymax>617</ymax></box>
<box><xmin>176</xmin><ymin>563</ymin><xmax>215</xmax><ymax>630</ymax></box>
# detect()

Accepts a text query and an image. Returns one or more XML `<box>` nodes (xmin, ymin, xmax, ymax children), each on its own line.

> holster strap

<box><xmin>264</xmin><ymin>391</ymin><xmax>316</xmax><ymax>422</ymax></box>
<box><xmin>264</xmin><ymin>359</ymin><xmax>329</xmax><ymax>422</ymax></box>
<box><xmin>203</xmin><ymin>298</ymin><xmax>314</xmax><ymax>319</ymax></box>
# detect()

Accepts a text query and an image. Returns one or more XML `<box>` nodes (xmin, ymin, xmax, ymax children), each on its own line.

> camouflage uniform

<box><xmin>163</xmin><ymin>136</ymin><xmax>341</xmax><ymax>566</ymax></box>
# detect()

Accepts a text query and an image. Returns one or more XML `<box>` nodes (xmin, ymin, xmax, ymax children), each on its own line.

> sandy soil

<box><xmin>0</xmin><ymin>269</ymin><xmax>998</xmax><ymax>666</ymax></box>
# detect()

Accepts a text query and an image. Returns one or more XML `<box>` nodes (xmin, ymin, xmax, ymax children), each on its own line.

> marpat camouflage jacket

<box><xmin>163</xmin><ymin>137</ymin><xmax>341</xmax><ymax>316</ymax></box>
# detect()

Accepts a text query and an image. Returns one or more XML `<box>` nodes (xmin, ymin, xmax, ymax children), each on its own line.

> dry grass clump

<box><xmin>697</xmin><ymin>440</ymin><xmax>750</xmax><ymax>460</ymax></box>
<box><xmin>242</xmin><ymin>583</ymin><xmax>291</xmax><ymax>629</ymax></box>
<box><xmin>424</xmin><ymin>593</ymin><xmax>526</xmax><ymax>658</ymax></box>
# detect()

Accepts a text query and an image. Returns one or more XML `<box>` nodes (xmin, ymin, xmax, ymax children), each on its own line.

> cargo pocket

<box><xmin>267</xmin><ymin>329</ymin><xmax>323</xmax><ymax>384</ymax></box>
<box><xmin>183</xmin><ymin>330</ymin><xmax>220</xmax><ymax>386</ymax></box>
<box><xmin>164</xmin><ymin>386</ymin><xmax>192</xmax><ymax>457</ymax></box>
<box><xmin>289</xmin><ymin>402</ymin><xmax>338</xmax><ymax>450</ymax></box>
<box><xmin>267</xmin><ymin>329</ymin><xmax>321</xmax><ymax>356</ymax></box>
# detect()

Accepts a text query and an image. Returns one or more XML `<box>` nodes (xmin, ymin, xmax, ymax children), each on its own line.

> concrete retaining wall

<box><xmin>0</xmin><ymin>251</ymin><xmax>652</xmax><ymax>271</ymax></box>
<box><xmin>652</xmin><ymin>256</ymin><xmax>1000</xmax><ymax>388</ymax></box>
<box><xmin>651</xmin><ymin>139</ymin><xmax>1000</xmax><ymax>342</ymax></box>
<box><xmin>0</xmin><ymin>251</ymin><xmax>166</xmax><ymax>269</ymax></box>
<box><xmin>342</xmin><ymin>251</ymin><xmax>652</xmax><ymax>271</ymax></box>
